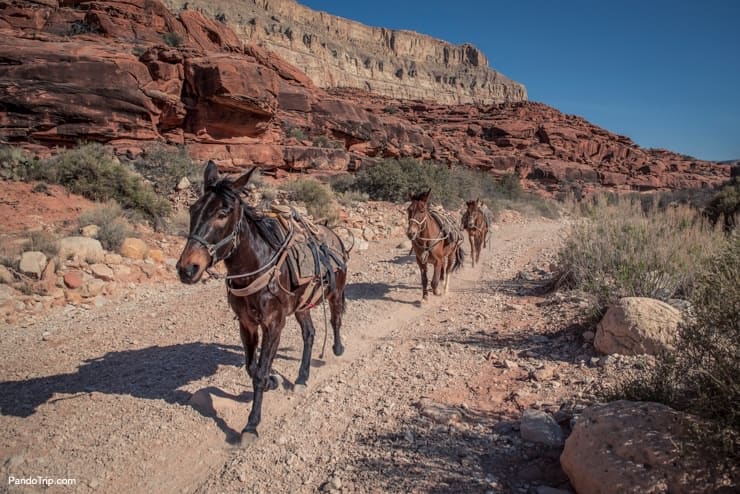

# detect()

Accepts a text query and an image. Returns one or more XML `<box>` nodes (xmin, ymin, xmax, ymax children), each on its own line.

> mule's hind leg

<box><xmin>294</xmin><ymin>310</ymin><xmax>315</xmax><ymax>386</ymax></box>
<box><xmin>432</xmin><ymin>259</ymin><xmax>443</xmax><ymax>296</ymax></box>
<box><xmin>328</xmin><ymin>270</ymin><xmax>347</xmax><ymax>356</ymax></box>
<box><xmin>242</xmin><ymin>314</ymin><xmax>284</xmax><ymax>445</ymax></box>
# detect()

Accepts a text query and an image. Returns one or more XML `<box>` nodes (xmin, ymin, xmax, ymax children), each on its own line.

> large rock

<box><xmin>120</xmin><ymin>238</ymin><xmax>149</xmax><ymax>260</ymax></box>
<box><xmin>58</xmin><ymin>237</ymin><xmax>105</xmax><ymax>263</ymax></box>
<box><xmin>63</xmin><ymin>270</ymin><xmax>84</xmax><ymax>289</ymax></box>
<box><xmin>520</xmin><ymin>409</ymin><xmax>564</xmax><ymax>447</ymax></box>
<box><xmin>595</xmin><ymin>297</ymin><xmax>683</xmax><ymax>355</ymax></box>
<box><xmin>561</xmin><ymin>400</ymin><xmax>735</xmax><ymax>494</ymax></box>
<box><xmin>90</xmin><ymin>263</ymin><xmax>115</xmax><ymax>281</ymax></box>
<box><xmin>19</xmin><ymin>251</ymin><xmax>47</xmax><ymax>278</ymax></box>
<box><xmin>0</xmin><ymin>265</ymin><xmax>14</xmax><ymax>284</ymax></box>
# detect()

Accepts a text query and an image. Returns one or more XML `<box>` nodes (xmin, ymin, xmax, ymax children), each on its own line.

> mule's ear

<box><xmin>422</xmin><ymin>188</ymin><xmax>431</xmax><ymax>202</ymax></box>
<box><xmin>232</xmin><ymin>167</ymin><xmax>257</xmax><ymax>191</ymax></box>
<box><xmin>203</xmin><ymin>160</ymin><xmax>219</xmax><ymax>187</ymax></box>
<box><xmin>408</xmin><ymin>191</ymin><xmax>414</xmax><ymax>201</ymax></box>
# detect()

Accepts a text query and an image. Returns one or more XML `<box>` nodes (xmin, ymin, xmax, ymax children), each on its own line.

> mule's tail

<box><xmin>452</xmin><ymin>242</ymin><xmax>465</xmax><ymax>273</ymax></box>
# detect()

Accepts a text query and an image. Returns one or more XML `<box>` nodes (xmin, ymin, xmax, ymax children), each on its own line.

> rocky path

<box><xmin>1</xmin><ymin>218</ymin><xmax>594</xmax><ymax>494</ymax></box>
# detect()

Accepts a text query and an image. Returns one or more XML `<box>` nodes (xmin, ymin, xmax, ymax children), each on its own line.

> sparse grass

<box><xmin>18</xmin><ymin>143</ymin><xmax>170</xmax><ymax>223</ymax></box>
<box><xmin>605</xmin><ymin>235</ymin><xmax>740</xmax><ymax>459</ymax></box>
<box><xmin>285</xmin><ymin>179</ymin><xmax>339</xmax><ymax>223</ymax></box>
<box><xmin>128</xmin><ymin>143</ymin><xmax>201</xmax><ymax>193</ymax></box>
<box><xmin>22</xmin><ymin>231</ymin><xmax>59</xmax><ymax>257</ymax></box>
<box><xmin>335</xmin><ymin>190</ymin><xmax>369</xmax><ymax>207</ymax></box>
<box><xmin>556</xmin><ymin>195</ymin><xmax>727</xmax><ymax>311</ymax></box>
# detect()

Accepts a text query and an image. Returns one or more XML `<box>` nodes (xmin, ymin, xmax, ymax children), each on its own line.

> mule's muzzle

<box><xmin>177</xmin><ymin>262</ymin><xmax>202</xmax><ymax>284</ymax></box>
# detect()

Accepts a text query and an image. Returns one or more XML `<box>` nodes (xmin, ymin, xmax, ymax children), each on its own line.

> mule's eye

<box><xmin>218</xmin><ymin>208</ymin><xmax>231</xmax><ymax>218</ymax></box>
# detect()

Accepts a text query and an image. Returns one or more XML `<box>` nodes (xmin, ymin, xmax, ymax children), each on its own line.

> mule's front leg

<box><xmin>432</xmin><ymin>261</ymin><xmax>442</xmax><ymax>296</ymax></box>
<box><xmin>241</xmin><ymin>321</ymin><xmax>283</xmax><ymax>445</ymax></box>
<box><xmin>417</xmin><ymin>257</ymin><xmax>429</xmax><ymax>300</ymax></box>
<box><xmin>468</xmin><ymin>233</ymin><xmax>476</xmax><ymax>267</ymax></box>
<box><xmin>239</xmin><ymin>321</ymin><xmax>259</xmax><ymax>378</ymax></box>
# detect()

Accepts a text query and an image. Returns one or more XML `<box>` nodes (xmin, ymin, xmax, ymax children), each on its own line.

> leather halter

<box><xmin>188</xmin><ymin>211</ymin><xmax>243</xmax><ymax>267</ymax></box>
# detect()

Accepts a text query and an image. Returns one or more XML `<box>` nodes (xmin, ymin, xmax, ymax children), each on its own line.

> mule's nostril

<box><xmin>187</xmin><ymin>264</ymin><xmax>200</xmax><ymax>278</ymax></box>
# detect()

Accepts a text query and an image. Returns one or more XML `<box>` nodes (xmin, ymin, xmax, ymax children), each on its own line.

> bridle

<box><xmin>407</xmin><ymin>214</ymin><xmax>427</xmax><ymax>241</ymax></box>
<box><xmin>188</xmin><ymin>203</ymin><xmax>244</xmax><ymax>268</ymax></box>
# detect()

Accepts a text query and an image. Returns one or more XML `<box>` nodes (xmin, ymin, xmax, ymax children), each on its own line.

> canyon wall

<box><xmin>161</xmin><ymin>0</ymin><xmax>527</xmax><ymax>105</ymax></box>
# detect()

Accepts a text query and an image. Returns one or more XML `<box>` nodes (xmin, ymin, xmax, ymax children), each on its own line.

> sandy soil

<box><xmin>0</xmin><ymin>217</ymin><xmax>605</xmax><ymax>493</ymax></box>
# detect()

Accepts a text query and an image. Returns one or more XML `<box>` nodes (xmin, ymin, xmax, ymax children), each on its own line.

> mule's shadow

<box><xmin>346</xmin><ymin>282</ymin><xmax>419</xmax><ymax>306</ymax></box>
<box><xmin>0</xmin><ymin>342</ymin><xmax>247</xmax><ymax>420</ymax></box>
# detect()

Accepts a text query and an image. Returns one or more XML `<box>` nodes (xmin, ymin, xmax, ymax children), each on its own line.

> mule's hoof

<box><xmin>268</xmin><ymin>374</ymin><xmax>281</xmax><ymax>391</ymax></box>
<box><xmin>333</xmin><ymin>344</ymin><xmax>344</xmax><ymax>357</ymax></box>
<box><xmin>240</xmin><ymin>430</ymin><xmax>259</xmax><ymax>447</ymax></box>
<box><xmin>433</xmin><ymin>289</ymin><xmax>442</xmax><ymax>296</ymax></box>
<box><xmin>293</xmin><ymin>383</ymin><xmax>308</xmax><ymax>394</ymax></box>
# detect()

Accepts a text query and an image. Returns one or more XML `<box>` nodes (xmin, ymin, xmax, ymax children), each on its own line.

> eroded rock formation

<box><xmin>161</xmin><ymin>0</ymin><xmax>527</xmax><ymax>105</ymax></box>
<box><xmin>0</xmin><ymin>0</ymin><xmax>731</xmax><ymax>196</ymax></box>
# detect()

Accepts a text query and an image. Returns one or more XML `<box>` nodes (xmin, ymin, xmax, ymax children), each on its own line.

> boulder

<box><xmin>19</xmin><ymin>251</ymin><xmax>47</xmax><ymax>278</ymax></box>
<box><xmin>63</xmin><ymin>270</ymin><xmax>84</xmax><ymax>289</ymax></box>
<box><xmin>81</xmin><ymin>279</ymin><xmax>106</xmax><ymax>298</ymax></box>
<box><xmin>595</xmin><ymin>297</ymin><xmax>682</xmax><ymax>355</ymax></box>
<box><xmin>176</xmin><ymin>177</ymin><xmax>191</xmax><ymax>191</ymax></box>
<box><xmin>561</xmin><ymin>400</ymin><xmax>734</xmax><ymax>494</ymax></box>
<box><xmin>520</xmin><ymin>409</ymin><xmax>564</xmax><ymax>447</ymax></box>
<box><xmin>90</xmin><ymin>263</ymin><xmax>115</xmax><ymax>281</ymax></box>
<box><xmin>120</xmin><ymin>238</ymin><xmax>149</xmax><ymax>260</ymax></box>
<box><xmin>58</xmin><ymin>237</ymin><xmax>105</xmax><ymax>263</ymax></box>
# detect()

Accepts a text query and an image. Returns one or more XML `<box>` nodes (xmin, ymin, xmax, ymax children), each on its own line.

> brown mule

<box><xmin>462</xmin><ymin>199</ymin><xmax>488</xmax><ymax>267</ymax></box>
<box><xmin>177</xmin><ymin>162</ymin><xmax>349</xmax><ymax>444</ymax></box>
<box><xmin>406</xmin><ymin>189</ymin><xmax>464</xmax><ymax>300</ymax></box>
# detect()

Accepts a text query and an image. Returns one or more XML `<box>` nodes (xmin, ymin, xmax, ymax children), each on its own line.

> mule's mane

<box><xmin>207</xmin><ymin>178</ymin><xmax>285</xmax><ymax>251</ymax></box>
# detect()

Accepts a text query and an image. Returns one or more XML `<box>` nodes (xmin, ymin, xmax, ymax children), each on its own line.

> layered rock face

<box><xmin>0</xmin><ymin>0</ymin><xmax>731</xmax><ymax>195</ymax></box>
<box><xmin>161</xmin><ymin>0</ymin><xmax>526</xmax><ymax>105</ymax></box>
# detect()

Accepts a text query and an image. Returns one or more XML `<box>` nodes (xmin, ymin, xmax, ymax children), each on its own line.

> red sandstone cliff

<box><xmin>0</xmin><ymin>0</ymin><xmax>730</xmax><ymax>195</ymax></box>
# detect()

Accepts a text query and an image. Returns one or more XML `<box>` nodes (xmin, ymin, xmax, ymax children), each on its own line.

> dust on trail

<box><xmin>0</xmin><ymin>219</ymin><xmax>570</xmax><ymax>494</ymax></box>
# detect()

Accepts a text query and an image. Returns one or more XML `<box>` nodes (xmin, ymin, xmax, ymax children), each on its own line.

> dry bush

<box><xmin>285</xmin><ymin>179</ymin><xmax>339</xmax><ymax>223</ymax></box>
<box><xmin>605</xmin><ymin>235</ymin><xmax>740</xmax><ymax>459</ymax></box>
<box><xmin>164</xmin><ymin>209</ymin><xmax>191</xmax><ymax>238</ymax></box>
<box><xmin>556</xmin><ymin>195</ymin><xmax>727</xmax><ymax>310</ymax></box>
<box><xmin>79</xmin><ymin>202</ymin><xmax>134</xmax><ymax>251</ymax></box>
<box><xmin>22</xmin><ymin>230</ymin><xmax>59</xmax><ymax>257</ymax></box>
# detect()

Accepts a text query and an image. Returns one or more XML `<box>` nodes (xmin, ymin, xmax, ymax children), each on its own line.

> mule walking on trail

<box><xmin>406</xmin><ymin>189</ymin><xmax>464</xmax><ymax>300</ymax></box>
<box><xmin>177</xmin><ymin>161</ymin><xmax>350</xmax><ymax>444</ymax></box>
<box><xmin>462</xmin><ymin>199</ymin><xmax>489</xmax><ymax>267</ymax></box>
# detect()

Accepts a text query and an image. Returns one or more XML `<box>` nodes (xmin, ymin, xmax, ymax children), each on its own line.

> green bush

<box><xmin>704</xmin><ymin>178</ymin><xmax>739</xmax><ymax>231</ymax></box>
<box><xmin>163</xmin><ymin>32</ymin><xmax>182</xmax><ymax>47</ymax></box>
<box><xmin>312</xmin><ymin>135</ymin><xmax>330</xmax><ymax>148</ymax></box>
<box><xmin>330</xmin><ymin>158</ymin><xmax>533</xmax><ymax>210</ymax></box>
<box><xmin>129</xmin><ymin>143</ymin><xmax>201</xmax><ymax>193</ymax></box>
<box><xmin>27</xmin><ymin>143</ymin><xmax>170</xmax><ymax>223</ymax></box>
<box><xmin>289</xmin><ymin>127</ymin><xmax>307</xmax><ymax>141</ymax></box>
<box><xmin>607</xmin><ymin>235</ymin><xmax>740</xmax><ymax>458</ymax></box>
<box><xmin>285</xmin><ymin>179</ymin><xmax>338</xmax><ymax>222</ymax></box>
<box><xmin>556</xmin><ymin>195</ymin><xmax>727</xmax><ymax>311</ymax></box>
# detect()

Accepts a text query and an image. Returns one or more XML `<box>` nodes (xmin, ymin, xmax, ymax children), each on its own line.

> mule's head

<box><xmin>465</xmin><ymin>199</ymin><xmax>480</xmax><ymax>229</ymax></box>
<box><xmin>176</xmin><ymin>161</ymin><xmax>256</xmax><ymax>284</ymax></box>
<box><xmin>406</xmin><ymin>188</ymin><xmax>431</xmax><ymax>241</ymax></box>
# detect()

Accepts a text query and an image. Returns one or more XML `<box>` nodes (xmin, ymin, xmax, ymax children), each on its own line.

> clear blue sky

<box><xmin>301</xmin><ymin>0</ymin><xmax>740</xmax><ymax>161</ymax></box>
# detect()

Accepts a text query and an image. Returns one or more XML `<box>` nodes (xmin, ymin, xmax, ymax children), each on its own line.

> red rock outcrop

<box><xmin>0</xmin><ymin>0</ymin><xmax>732</xmax><ymax>195</ymax></box>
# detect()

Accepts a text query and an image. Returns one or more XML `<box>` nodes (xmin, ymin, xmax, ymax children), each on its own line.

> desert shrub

<box><xmin>22</xmin><ymin>231</ymin><xmax>59</xmax><ymax>257</ymax></box>
<box><xmin>335</xmin><ymin>190</ymin><xmax>369</xmax><ymax>206</ymax></box>
<box><xmin>606</xmin><ymin>236</ymin><xmax>740</xmax><ymax>457</ymax></box>
<box><xmin>129</xmin><ymin>143</ymin><xmax>201</xmax><ymax>193</ymax></box>
<box><xmin>285</xmin><ymin>179</ymin><xmax>338</xmax><ymax>222</ymax></box>
<box><xmin>0</xmin><ymin>146</ymin><xmax>35</xmax><ymax>181</ymax></box>
<box><xmin>27</xmin><ymin>143</ymin><xmax>170</xmax><ymax>222</ymax></box>
<box><xmin>288</xmin><ymin>127</ymin><xmax>307</xmax><ymax>141</ymax></box>
<box><xmin>312</xmin><ymin>135</ymin><xmax>330</xmax><ymax>148</ymax></box>
<box><xmin>704</xmin><ymin>178</ymin><xmax>739</xmax><ymax>231</ymax></box>
<box><xmin>68</xmin><ymin>19</ymin><xmax>97</xmax><ymax>36</ymax></box>
<box><xmin>79</xmin><ymin>202</ymin><xmax>134</xmax><ymax>250</ymax></box>
<box><xmin>556</xmin><ymin>195</ymin><xmax>727</xmax><ymax>310</ymax></box>
<box><xmin>163</xmin><ymin>31</ymin><xmax>182</xmax><ymax>47</ymax></box>
<box><xmin>330</xmin><ymin>158</ymin><xmax>543</xmax><ymax>211</ymax></box>
<box><xmin>383</xmin><ymin>105</ymin><xmax>399</xmax><ymax>114</ymax></box>
<box><xmin>164</xmin><ymin>209</ymin><xmax>191</xmax><ymax>238</ymax></box>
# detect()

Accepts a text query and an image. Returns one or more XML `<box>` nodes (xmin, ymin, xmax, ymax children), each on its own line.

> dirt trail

<box><xmin>1</xmin><ymin>218</ymin><xmax>575</xmax><ymax>494</ymax></box>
